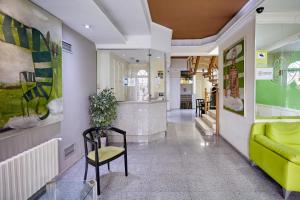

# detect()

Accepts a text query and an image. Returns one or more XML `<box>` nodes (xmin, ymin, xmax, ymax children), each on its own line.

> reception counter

<box><xmin>111</xmin><ymin>100</ymin><xmax>167</xmax><ymax>143</ymax></box>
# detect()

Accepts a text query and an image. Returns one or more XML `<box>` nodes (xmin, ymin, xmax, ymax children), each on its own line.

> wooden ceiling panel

<box><xmin>148</xmin><ymin>0</ymin><xmax>248</xmax><ymax>39</ymax></box>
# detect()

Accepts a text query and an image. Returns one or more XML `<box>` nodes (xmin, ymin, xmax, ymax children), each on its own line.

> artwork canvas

<box><xmin>0</xmin><ymin>0</ymin><xmax>62</xmax><ymax>132</ymax></box>
<box><xmin>223</xmin><ymin>39</ymin><xmax>245</xmax><ymax>116</ymax></box>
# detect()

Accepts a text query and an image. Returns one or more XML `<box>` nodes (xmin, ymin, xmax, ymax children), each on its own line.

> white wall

<box><xmin>60</xmin><ymin>24</ymin><xmax>96</xmax><ymax>172</ymax></box>
<box><xmin>218</xmin><ymin>16</ymin><xmax>256</xmax><ymax>158</ymax></box>
<box><xmin>151</xmin><ymin>22</ymin><xmax>172</xmax><ymax>53</ymax></box>
<box><xmin>180</xmin><ymin>84</ymin><xmax>193</xmax><ymax>95</ymax></box>
<box><xmin>97</xmin><ymin>51</ymin><xmax>111</xmax><ymax>91</ymax></box>
<box><xmin>0</xmin><ymin>123</ymin><xmax>60</xmax><ymax>162</ymax></box>
<box><xmin>110</xmin><ymin>53</ymin><xmax>128</xmax><ymax>101</ymax></box>
<box><xmin>96</xmin><ymin>22</ymin><xmax>172</xmax><ymax>54</ymax></box>
<box><xmin>194</xmin><ymin>73</ymin><xmax>213</xmax><ymax>99</ymax></box>
<box><xmin>169</xmin><ymin>58</ymin><xmax>187</xmax><ymax>110</ymax></box>
<box><xmin>169</xmin><ymin>58</ymin><xmax>211</xmax><ymax>110</ymax></box>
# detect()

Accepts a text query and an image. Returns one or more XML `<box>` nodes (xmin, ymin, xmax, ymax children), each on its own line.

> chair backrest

<box><xmin>82</xmin><ymin>127</ymin><xmax>108</xmax><ymax>156</ymax></box>
<box><xmin>196</xmin><ymin>99</ymin><xmax>204</xmax><ymax>107</ymax></box>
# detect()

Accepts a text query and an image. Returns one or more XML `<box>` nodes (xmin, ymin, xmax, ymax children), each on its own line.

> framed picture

<box><xmin>0</xmin><ymin>0</ymin><xmax>63</xmax><ymax>132</ymax></box>
<box><xmin>157</xmin><ymin>70</ymin><xmax>164</xmax><ymax>79</ymax></box>
<box><xmin>223</xmin><ymin>38</ymin><xmax>245</xmax><ymax>116</ymax></box>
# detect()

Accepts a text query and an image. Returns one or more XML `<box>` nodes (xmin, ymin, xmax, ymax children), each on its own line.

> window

<box><xmin>287</xmin><ymin>61</ymin><xmax>300</xmax><ymax>86</ymax></box>
<box><xmin>137</xmin><ymin>70</ymin><xmax>149</xmax><ymax>101</ymax></box>
<box><xmin>97</xmin><ymin>49</ymin><xmax>165</xmax><ymax>102</ymax></box>
<box><xmin>255</xmin><ymin>21</ymin><xmax>300</xmax><ymax>119</ymax></box>
<box><xmin>137</xmin><ymin>70</ymin><xmax>148</xmax><ymax>77</ymax></box>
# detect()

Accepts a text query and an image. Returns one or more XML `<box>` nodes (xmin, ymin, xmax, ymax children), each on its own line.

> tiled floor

<box><xmin>61</xmin><ymin>109</ymin><xmax>300</xmax><ymax>200</ymax></box>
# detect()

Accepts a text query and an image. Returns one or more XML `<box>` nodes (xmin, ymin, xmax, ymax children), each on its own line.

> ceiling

<box><xmin>147</xmin><ymin>0</ymin><xmax>248</xmax><ymax>39</ymax></box>
<box><xmin>273</xmin><ymin>40</ymin><xmax>300</xmax><ymax>53</ymax></box>
<box><xmin>108</xmin><ymin>49</ymin><xmax>164</xmax><ymax>64</ymax></box>
<box><xmin>31</xmin><ymin>0</ymin><xmax>125</xmax><ymax>44</ymax></box>
<box><xmin>94</xmin><ymin>0</ymin><xmax>150</xmax><ymax>36</ymax></box>
<box><xmin>194</xmin><ymin>56</ymin><xmax>215</xmax><ymax>70</ymax></box>
<box><xmin>171</xmin><ymin>42</ymin><xmax>218</xmax><ymax>56</ymax></box>
<box><xmin>31</xmin><ymin>0</ymin><xmax>151</xmax><ymax>44</ymax></box>
<box><xmin>171</xmin><ymin>56</ymin><xmax>216</xmax><ymax>70</ymax></box>
<box><xmin>256</xmin><ymin>24</ymin><xmax>300</xmax><ymax>50</ymax></box>
<box><xmin>262</xmin><ymin>0</ymin><xmax>300</xmax><ymax>12</ymax></box>
<box><xmin>110</xmin><ymin>49</ymin><xmax>149</xmax><ymax>63</ymax></box>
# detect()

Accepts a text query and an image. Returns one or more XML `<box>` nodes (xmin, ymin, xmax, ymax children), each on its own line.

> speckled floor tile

<box><xmin>150</xmin><ymin>192</ymin><xmax>191</xmax><ymax>200</ymax></box>
<box><xmin>59</xmin><ymin>110</ymin><xmax>300</xmax><ymax>200</ymax></box>
<box><xmin>190</xmin><ymin>191</ymin><xmax>238</xmax><ymax>200</ymax></box>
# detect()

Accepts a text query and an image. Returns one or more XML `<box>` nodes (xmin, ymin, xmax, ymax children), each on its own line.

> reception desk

<box><xmin>111</xmin><ymin>100</ymin><xmax>167</xmax><ymax>143</ymax></box>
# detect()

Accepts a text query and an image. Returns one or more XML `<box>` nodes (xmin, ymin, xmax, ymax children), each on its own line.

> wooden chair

<box><xmin>83</xmin><ymin>127</ymin><xmax>128</xmax><ymax>195</ymax></box>
<box><xmin>195</xmin><ymin>99</ymin><xmax>205</xmax><ymax>117</ymax></box>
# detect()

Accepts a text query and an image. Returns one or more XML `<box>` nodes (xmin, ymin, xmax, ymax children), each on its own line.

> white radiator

<box><xmin>0</xmin><ymin>138</ymin><xmax>60</xmax><ymax>200</ymax></box>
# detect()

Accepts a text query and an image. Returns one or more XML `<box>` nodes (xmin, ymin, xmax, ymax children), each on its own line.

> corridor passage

<box><xmin>62</xmin><ymin>110</ymin><xmax>300</xmax><ymax>200</ymax></box>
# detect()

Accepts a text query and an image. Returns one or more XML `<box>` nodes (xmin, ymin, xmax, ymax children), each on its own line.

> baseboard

<box><xmin>219</xmin><ymin>133</ymin><xmax>250</xmax><ymax>163</ymax></box>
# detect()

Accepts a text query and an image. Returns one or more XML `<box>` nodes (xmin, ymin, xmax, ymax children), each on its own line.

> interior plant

<box><xmin>89</xmin><ymin>88</ymin><xmax>118</xmax><ymax>135</ymax></box>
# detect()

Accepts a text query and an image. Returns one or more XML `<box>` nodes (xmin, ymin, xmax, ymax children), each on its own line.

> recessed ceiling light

<box><xmin>84</xmin><ymin>24</ymin><xmax>91</xmax><ymax>29</ymax></box>
<box><xmin>156</xmin><ymin>56</ymin><xmax>161</xmax><ymax>59</ymax></box>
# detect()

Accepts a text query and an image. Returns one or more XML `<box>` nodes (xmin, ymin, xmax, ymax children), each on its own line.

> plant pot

<box><xmin>100</xmin><ymin>137</ymin><xmax>106</xmax><ymax>147</ymax></box>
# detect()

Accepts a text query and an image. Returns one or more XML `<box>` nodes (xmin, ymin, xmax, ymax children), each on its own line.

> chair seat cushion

<box><xmin>88</xmin><ymin>146</ymin><xmax>125</xmax><ymax>162</ymax></box>
<box><xmin>266</xmin><ymin>122</ymin><xmax>300</xmax><ymax>145</ymax></box>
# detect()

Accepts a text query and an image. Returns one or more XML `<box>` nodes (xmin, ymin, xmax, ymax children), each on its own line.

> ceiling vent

<box><xmin>62</xmin><ymin>41</ymin><xmax>72</xmax><ymax>53</ymax></box>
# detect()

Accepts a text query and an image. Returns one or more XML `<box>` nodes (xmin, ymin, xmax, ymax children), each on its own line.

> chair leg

<box><xmin>95</xmin><ymin>165</ymin><xmax>100</xmax><ymax>196</ymax></box>
<box><xmin>124</xmin><ymin>153</ymin><xmax>128</xmax><ymax>176</ymax></box>
<box><xmin>250</xmin><ymin>161</ymin><xmax>256</xmax><ymax>167</ymax></box>
<box><xmin>282</xmin><ymin>188</ymin><xmax>291</xmax><ymax>200</ymax></box>
<box><xmin>107</xmin><ymin>162</ymin><xmax>110</xmax><ymax>171</ymax></box>
<box><xmin>84</xmin><ymin>161</ymin><xmax>88</xmax><ymax>181</ymax></box>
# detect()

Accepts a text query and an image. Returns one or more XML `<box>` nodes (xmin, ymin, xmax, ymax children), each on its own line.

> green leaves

<box><xmin>89</xmin><ymin>88</ymin><xmax>118</xmax><ymax>128</ymax></box>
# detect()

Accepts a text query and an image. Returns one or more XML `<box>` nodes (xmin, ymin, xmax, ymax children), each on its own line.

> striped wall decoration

<box><xmin>0</xmin><ymin>11</ymin><xmax>54</xmax><ymax>120</ymax></box>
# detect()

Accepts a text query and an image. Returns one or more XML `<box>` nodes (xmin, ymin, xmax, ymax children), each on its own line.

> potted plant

<box><xmin>89</xmin><ymin>88</ymin><xmax>118</xmax><ymax>146</ymax></box>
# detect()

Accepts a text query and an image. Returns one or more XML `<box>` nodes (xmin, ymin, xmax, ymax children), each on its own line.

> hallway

<box><xmin>62</xmin><ymin>110</ymin><xmax>299</xmax><ymax>200</ymax></box>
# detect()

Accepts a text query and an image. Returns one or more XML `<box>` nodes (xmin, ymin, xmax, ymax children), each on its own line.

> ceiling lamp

<box><xmin>84</xmin><ymin>24</ymin><xmax>91</xmax><ymax>29</ymax></box>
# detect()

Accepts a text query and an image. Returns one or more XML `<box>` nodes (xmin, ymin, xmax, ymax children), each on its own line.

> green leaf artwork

<box><xmin>223</xmin><ymin>39</ymin><xmax>245</xmax><ymax>116</ymax></box>
<box><xmin>0</xmin><ymin>0</ymin><xmax>62</xmax><ymax>132</ymax></box>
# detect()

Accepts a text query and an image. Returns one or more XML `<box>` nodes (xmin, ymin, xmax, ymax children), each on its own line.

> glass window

<box><xmin>97</xmin><ymin>49</ymin><xmax>166</xmax><ymax>102</ymax></box>
<box><xmin>97</xmin><ymin>49</ymin><xmax>150</xmax><ymax>101</ymax></box>
<box><xmin>255</xmin><ymin>20</ymin><xmax>300</xmax><ymax>119</ymax></box>
<box><xmin>149</xmin><ymin>50</ymin><xmax>165</xmax><ymax>101</ymax></box>
<box><xmin>287</xmin><ymin>61</ymin><xmax>300</xmax><ymax>86</ymax></box>
<box><xmin>136</xmin><ymin>70</ymin><xmax>149</xmax><ymax>101</ymax></box>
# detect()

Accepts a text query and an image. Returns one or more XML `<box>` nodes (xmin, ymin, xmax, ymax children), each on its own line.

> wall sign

<box><xmin>256</xmin><ymin>68</ymin><xmax>273</xmax><ymax>80</ymax></box>
<box><xmin>256</xmin><ymin>50</ymin><xmax>268</xmax><ymax>68</ymax></box>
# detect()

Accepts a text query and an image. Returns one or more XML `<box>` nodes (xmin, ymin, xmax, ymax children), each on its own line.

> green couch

<box><xmin>249</xmin><ymin>122</ymin><xmax>300</xmax><ymax>199</ymax></box>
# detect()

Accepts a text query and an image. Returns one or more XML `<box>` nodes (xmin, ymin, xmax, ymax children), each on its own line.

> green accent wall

<box><xmin>256</xmin><ymin>80</ymin><xmax>300</xmax><ymax>110</ymax></box>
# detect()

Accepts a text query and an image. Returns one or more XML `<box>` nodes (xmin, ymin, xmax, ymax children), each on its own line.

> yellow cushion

<box><xmin>87</xmin><ymin>146</ymin><xmax>124</xmax><ymax>162</ymax></box>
